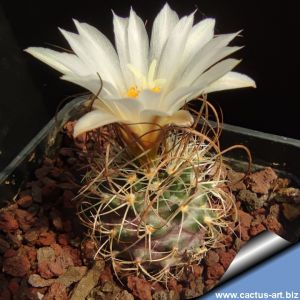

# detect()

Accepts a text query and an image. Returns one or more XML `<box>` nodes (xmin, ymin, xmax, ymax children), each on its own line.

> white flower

<box><xmin>25</xmin><ymin>3</ymin><xmax>255</xmax><ymax>147</ymax></box>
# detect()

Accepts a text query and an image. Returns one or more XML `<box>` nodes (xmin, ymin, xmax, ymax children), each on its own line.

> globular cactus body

<box><xmin>79</xmin><ymin>126</ymin><xmax>236</xmax><ymax>282</ymax></box>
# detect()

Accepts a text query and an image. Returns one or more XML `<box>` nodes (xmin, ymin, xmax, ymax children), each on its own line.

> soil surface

<box><xmin>1</xmin><ymin>123</ymin><xmax>300</xmax><ymax>300</ymax></box>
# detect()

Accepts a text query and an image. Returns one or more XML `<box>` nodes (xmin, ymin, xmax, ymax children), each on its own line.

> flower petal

<box><xmin>150</xmin><ymin>3</ymin><xmax>179</xmax><ymax>62</ymax></box>
<box><xmin>180</xmin><ymin>32</ymin><xmax>241</xmax><ymax>86</ymax></box>
<box><xmin>168</xmin><ymin>58</ymin><xmax>242</xmax><ymax>113</ymax></box>
<box><xmin>113</xmin><ymin>13</ymin><xmax>135</xmax><ymax>88</ymax></box>
<box><xmin>192</xmin><ymin>58</ymin><xmax>241</xmax><ymax>87</ymax></box>
<box><xmin>59</xmin><ymin>28</ymin><xmax>97</xmax><ymax>73</ymax></box>
<box><xmin>162</xmin><ymin>86</ymin><xmax>195</xmax><ymax>113</ymax></box>
<box><xmin>101</xmin><ymin>97</ymin><xmax>145</xmax><ymax>123</ymax></box>
<box><xmin>140</xmin><ymin>109</ymin><xmax>170</xmax><ymax>122</ymax></box>
<box><xmin>128</xmin><ymin>8</ymin><xmax>149</xmax><ymax>80</ymax></box>
<box><xmin>160</xmin><ymin>110</ymin><xmax>194</xmax><ymax>127</ymax></box>
<box><xmin>74</xmin><ymin>109</ymin><xmax>120</xmax><ymax>137</ymax></box>
<box><xmin>187</xmin><ymin>58</ymin><xmax>242</xmax><ymax>100</ymax></box>
<box><xmin>137</xmin><ymin>89</ymin><xmax>162</xmax><ymax>111</ymax></box>
<box><xmin>24</xmin><ymin>47</ymin><xmax>89</xmax><ymax>76</ymax></box>
<box><xmin>92</xmin><ymin>99</ymin><xmax>115</xmax><ymax>115</ymax></box>
<box><xmin>157</xmin><ymin>14</ymin><xmax>194</xmax><ymax>91</ymax></box>
<box><xmin>73</xmin><ymin>20</ymin><xmax>126</xmax><ymax>93</ymax></box>
<box><xmin>203</xmin><ymin>71</ymin><xmax>256</xmax><ymax>93</ymax></box>
<box><xmin>92</xmin><ymin>98</ymin><xmax>142</xmax><ymax>124</ymax></box>
<box><xmin>181</xmin><ymin>18</ymin><xmax>215</xmax><ymax>67</ymax></box>
<box><xmin>61</xmin><ymin>74</ymin><xmax>119</xmax><ymax>97</ymax></box>
<box><xmin>181</xmin><ymin>46</ymin><xmax>242</xmax><ymax>87</ymax></box>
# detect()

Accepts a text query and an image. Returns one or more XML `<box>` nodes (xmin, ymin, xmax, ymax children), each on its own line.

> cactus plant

<box><xmin>76</xmin><ymin>105</ymin><xmax>245</xmax><ymax>282</ymax></box>
<box><xmin>25</xmin><ymin>2</ymin><xmax>255</xmax><ymax>285</ymax></box>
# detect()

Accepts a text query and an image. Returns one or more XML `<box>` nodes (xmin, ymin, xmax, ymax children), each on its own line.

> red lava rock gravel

<box><xmin>247</xmin><ymin>167</ymin><xmax>277</xmax><ymax>194</ymax></box>
<box><xmin>0</xmin><ymin>123</ymin><xmax>299</xmax><ymax>299</ymax></box>
<box><xmin>0</xmin><ymin>211</ymin><xmax>19</xmax><ymax>232</ymax></box>
<box><xmin>3</xmin><ymin>254</ymin><xmax>31</xmax><ymax>277</ymax></box>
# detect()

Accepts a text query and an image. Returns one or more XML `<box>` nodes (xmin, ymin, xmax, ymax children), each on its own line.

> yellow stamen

<box><xmin>151</xmin><ymin>86</ymin><xmax>161</xmax><ymax>93</ymax></box>
<box><xmin>127</xmin><ymin>61</ymin><xmax>165</xmax><ymax>94</ymax></box>
<box><xmin>127</xmin><ymin>86</ymin><xmax>139</xmax><ymax>98</ymax></box>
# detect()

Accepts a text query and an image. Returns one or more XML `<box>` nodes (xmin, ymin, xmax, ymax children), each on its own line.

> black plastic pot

<box><xmin>0</xmin><ymin>97</ymin><xmax>299</xmax><ymax>285</ymax></box>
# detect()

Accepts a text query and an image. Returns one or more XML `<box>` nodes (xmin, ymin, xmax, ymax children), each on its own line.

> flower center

<box><xmin>126</xmin><ymin>59</ymin><xmax>165</xmax><ymax>99</ymax></box>
<box><xmin>126</xmin><ymin>86</ymin><xmax>161</xmax><ymax>99</ymax></box>
<box><xmin>152</xmin><ymin>86</ymin><xmax>161</xmax><ymax>93</ymax></box>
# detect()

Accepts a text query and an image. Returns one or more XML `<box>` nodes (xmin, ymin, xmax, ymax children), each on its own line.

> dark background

<box><xmin>0</xmin><ymin>0</ymin><xmax>298</xmax><ymax>169</ymax></box>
